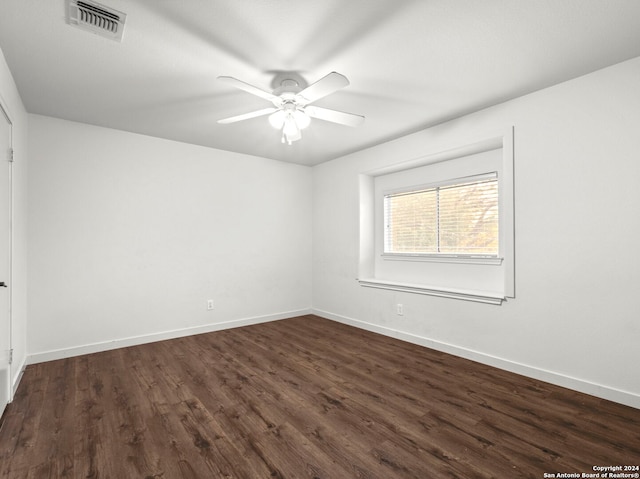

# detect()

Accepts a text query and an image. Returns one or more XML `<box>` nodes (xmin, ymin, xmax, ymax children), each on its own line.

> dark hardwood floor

<box><xmin>1</xmin><ymin>315</ymin><xmax>639</xmax><ymax>478</ymax></box>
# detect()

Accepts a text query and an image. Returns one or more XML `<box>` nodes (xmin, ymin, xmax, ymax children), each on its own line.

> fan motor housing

<box><xmin>271</xmin><ymin>72</ymin><xmax>308</xmax><ymax>95</ymax></box>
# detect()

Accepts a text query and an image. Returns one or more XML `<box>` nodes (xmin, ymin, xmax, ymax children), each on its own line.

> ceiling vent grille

<box><xmin>68</xmin><ymin>0</ymin><xmax>126</xmax><ymax>42</ymax></box>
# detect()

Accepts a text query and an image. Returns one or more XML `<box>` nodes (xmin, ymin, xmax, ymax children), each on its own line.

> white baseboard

<box><xmin>12</xmin><ymin>357</ymin><xmax>26</xmax><ymax>399</ymax></box>
<box><xmin>313</xmin><ymin>309</ymin><xmax>640</xmax><ymax>410</ymax></box>
<box><xmin>27</xmin><ymin>309</ymin><xmax>312</xmax><ymax>365</ymax></box>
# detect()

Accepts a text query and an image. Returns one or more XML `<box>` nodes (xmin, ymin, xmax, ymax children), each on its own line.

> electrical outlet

<box><xmin>207</xmin><ymin>299</ymin><xmax>214</xmax><ymax>310</ymax></box>
<box><xmin>396</xmin><ymin>303</ymin><xmax>404</xmax><ymax>316</ymax></box>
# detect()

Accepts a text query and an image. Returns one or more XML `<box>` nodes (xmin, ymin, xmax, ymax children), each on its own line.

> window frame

<box><xmin>357</xmin><ymin>127</ymin><xmax>515</xmax><ymax>305</ymax></box>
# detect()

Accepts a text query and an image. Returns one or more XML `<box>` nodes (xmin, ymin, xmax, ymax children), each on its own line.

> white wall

<box><xmin>0</xmin><ymin>47</ymin><xmax>28</xmax><ymax>395</ymax></box>
<box><xmin>28</xmin><ymin>115</ymin><xmax>312</xmax><ymax>360</ymax></box>
<box><xmin>312</xmin><ymin>56</ymin><xmax>640</xmax><ymax>408</ymax></box>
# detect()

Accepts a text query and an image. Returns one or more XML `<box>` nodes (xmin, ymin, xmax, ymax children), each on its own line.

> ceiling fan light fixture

<box><xmin>270</xmin><ymin>106</ymin><xmax>310</xmax><ymax>145</ymax></box>
<box><xmin>293</xmin><ymin>109</ymin><xmax>311</xmax><ymax>129</ymax></box>
<box><xmin>282</xmin><ymin>116</ymin><xmax>301</xmax><ymax>145</ymax></box>
<box><xmin>268</xmin><ymin>110</ymin><xmax>285</xmax><ymax>129</ymax></box>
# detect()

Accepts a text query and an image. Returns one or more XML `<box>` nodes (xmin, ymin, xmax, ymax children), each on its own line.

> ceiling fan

<box><xmin>217</xmin><ymin>72</ymin><xmax>364</xmax><ymax>145</ymax></box>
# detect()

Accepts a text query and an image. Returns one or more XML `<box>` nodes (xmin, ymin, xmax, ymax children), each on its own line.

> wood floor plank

<box><xmin>2</xmin><ymin>364</ymin><xmax>51</xmax><ymax>478</ymax></box>
<box><xmin>1</xmin><ymin>315</ymin><xmax>639</xmax><ymax>478</ymax></box>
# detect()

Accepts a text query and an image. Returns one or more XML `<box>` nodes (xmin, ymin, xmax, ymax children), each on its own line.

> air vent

<box><xmin>68</xmin><ymin>0</ymin><xmax>126</xmax><ymax>42</ymax></box>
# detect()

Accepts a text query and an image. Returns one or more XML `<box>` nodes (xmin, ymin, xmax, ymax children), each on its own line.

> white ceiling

<box><xmin>1</xmin><ymin>1</ymin><xmax>640</xmax><ymax>166</ymax></box>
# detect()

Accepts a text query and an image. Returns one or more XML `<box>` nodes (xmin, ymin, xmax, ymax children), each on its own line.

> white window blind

<box><xmin>384</xmin><ymin>173</ymin><xmax>499</xmax><ymax>256</ymax></box>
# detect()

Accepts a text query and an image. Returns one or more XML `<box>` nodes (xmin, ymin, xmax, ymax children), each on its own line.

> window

<box><xmin>383</xmin><ymin>174</ymin><xmax>499</xmax><ymax>257</ymax></box>
<box><xmin>358</xmin><ymin>129</ymin><xmax>515</xmax><ymax>304</ymax></box>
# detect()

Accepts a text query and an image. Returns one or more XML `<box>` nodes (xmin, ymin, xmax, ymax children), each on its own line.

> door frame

<box><xmin>0</xmin><ymin>96</ymin><xmax>13</xmax><ymax>405</ymax></box>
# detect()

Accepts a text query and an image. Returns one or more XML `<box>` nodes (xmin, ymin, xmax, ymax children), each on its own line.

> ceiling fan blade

<box><xmin>305</xmin><ymin>105</ymin><xmax>365</xmax><ymax>127</ymax></box>
<box><xmin>217</xmin><ymin>107</ymin><xmax>278</xmax><ymax>124</ymax></box>
<box><xmin>217</xmin><ymin>76</ymin><xmax>277</xmax><ymax>102</ymax></box>
<box><xmin>297</xmin><ymin>72</ymin><xmax>350</xmax><ymax>104</ymax></box>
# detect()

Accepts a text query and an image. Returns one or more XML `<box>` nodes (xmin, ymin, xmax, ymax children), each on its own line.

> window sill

<box><xmin>382</xmin><ymin>254</ymin><xmax>503</xmax><ymax>265</ymax></box>
<box><xmin>357</xmin><ymin>278</ymin><xmax>505</xmax><ymax>305</ymax></box>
